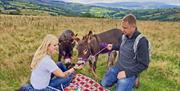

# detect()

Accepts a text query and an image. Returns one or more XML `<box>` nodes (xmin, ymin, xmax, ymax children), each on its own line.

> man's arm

<box><xmin>112</xmin><ymin>44</ymin><xmax>120</xmax><ymax>51</ymax></box>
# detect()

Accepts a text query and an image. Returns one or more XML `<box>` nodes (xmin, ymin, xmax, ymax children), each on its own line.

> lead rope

<box><xmin>94</xmin><ymin>47</ymin><xmax>107</xmax><ymax>56</ymax></box>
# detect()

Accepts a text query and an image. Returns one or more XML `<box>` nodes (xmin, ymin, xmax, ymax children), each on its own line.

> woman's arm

<box><xmin>53</xmin><ymin>65</ymin><xmax>83</xmax><ymax>77</ymax></box>
<box><xmin>53</xmin><ymin>67</ymin><xmax>75</xmax><ymax>77</ymax></box>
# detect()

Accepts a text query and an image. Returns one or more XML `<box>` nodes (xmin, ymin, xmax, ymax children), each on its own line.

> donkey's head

<box><xmin>76</xmin><ymin>31</ymin><xmax>94</xmax><ymax>64</ymax></box>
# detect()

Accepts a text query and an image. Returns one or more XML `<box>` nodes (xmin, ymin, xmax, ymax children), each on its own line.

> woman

<box><xmin>20</xmin><ymin>34</ymin><xmax>83</xmax><ymax>91</ymax></box>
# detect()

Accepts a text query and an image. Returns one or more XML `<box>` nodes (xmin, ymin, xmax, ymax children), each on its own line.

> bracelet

<box><xmin>65</xmin><ymin>71</ymin><xmax>71</xmax><ymax>77</ymax></box>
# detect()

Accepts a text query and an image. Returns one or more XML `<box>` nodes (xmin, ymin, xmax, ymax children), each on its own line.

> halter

<box><xmin>77</xmin><ymin>44</ymin><xmax>108</xmax><ymax>65</ymax></box>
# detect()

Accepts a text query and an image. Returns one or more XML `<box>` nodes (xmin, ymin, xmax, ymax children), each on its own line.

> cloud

<box><xmin>63</xmin><ymin>0</ymin><xmax>180</xmax><ymax>5</ymax></box>
<box><xmin>63</xmin><ymin>0</ymin><xmax>123</xmax><ymax>4</ymax></box>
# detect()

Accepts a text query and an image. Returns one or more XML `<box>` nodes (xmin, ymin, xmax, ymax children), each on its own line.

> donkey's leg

<box><xmin>107</xmin><ymin>50</ymin><xmax>117</xmax><ymax>69</ymax></box>
<box><xmin>88</xmin><ymin>55</ymin><xmax>96</xmax><ymax>72</ymax></box>
<box><xmin>91</xmin><ymin>56</ymin><xmax>100</xmax><ymax>80</ymax></box>
<box><xmin>88</xmin><ymin>59</ymin><xmax>93</xmax><ymax>68</ymax></box>
<box><xmin>92</xmin><ymin>60</ymin><xmax>97</xmax><ymax>72</ymax></box>
<box><xmin>92</xmin><ymin>55</ymin><xmax>99</xmax><ymax>72</ymax></box>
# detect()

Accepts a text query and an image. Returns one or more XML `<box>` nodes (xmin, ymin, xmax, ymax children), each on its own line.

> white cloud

<box><xmin>63</xmin><ymin>0</ymin><xmax>122</xmax><ymax>4</ymax></box>
<box><xmin>63</xmin><ymin>0</ymin><xmax>180</xmax><ymax>5</ymax></box>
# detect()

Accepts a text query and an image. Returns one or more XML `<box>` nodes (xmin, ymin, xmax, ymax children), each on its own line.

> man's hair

<box><xmin>122</xmin><ymin>14</ymin><xmax>136</xmax><ymax>26</ymax></box>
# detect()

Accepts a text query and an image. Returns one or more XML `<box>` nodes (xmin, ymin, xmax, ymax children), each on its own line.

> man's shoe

<box><xmin>134</xmin><ymin>77</ymin><xmax>140</xmax><ymax>88</ymax></box>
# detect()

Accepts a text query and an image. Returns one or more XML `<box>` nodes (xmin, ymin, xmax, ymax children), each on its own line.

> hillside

<box><xmin>0</xmin><ymin>0</ymin><xmax>92</xmax><ymax>16</ymax></box>
<box><xmin>0</xmin><ymin>0</ymin><xmax>180</xmax><ymax>21</ymax></box>
<box><xmin>92</xmin><ymin>2</ymin><xmax>180</xmax><ymax>9</ymax></box>
<box><xmin>0</xmin><ymin>15</ymin><xmax>180</xmax><ymax>91</ymax></box>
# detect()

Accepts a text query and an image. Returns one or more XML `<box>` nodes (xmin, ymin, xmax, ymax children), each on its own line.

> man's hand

<box><xmin>106</xmin><ymin>44</ymin><xmax>113</xmax><ymax>50</ymax></box>
<box><xmin>117</xmin><ymin>71</ymin><xmax>126</xmax><ymax>79</ymax></box>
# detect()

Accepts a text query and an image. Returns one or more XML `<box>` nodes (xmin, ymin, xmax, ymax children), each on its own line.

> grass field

<box><xmin>0</xmin><ymin>15</ymin><xmax>179</xmax><ymax>91</ymax></box>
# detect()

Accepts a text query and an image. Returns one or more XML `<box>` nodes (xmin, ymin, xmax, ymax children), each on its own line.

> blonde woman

<box><xmin>20</xmin><ymin>34</ymin><xmax>83</xmax><ymax>91</ymax></box>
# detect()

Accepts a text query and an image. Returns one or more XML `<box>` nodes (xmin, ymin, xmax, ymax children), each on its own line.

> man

<box><xmin>101</xmin><ymin>14</ymin><xmax>150</xmax><ymax>91</ymax></box>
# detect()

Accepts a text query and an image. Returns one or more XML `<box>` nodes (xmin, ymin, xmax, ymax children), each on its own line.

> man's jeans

<box><xmin>20</xmin><ymin>62</ymin><xmax>74</xmax><ymax>91</ymax></box>
<box><xmin>101</xmin><ymin>66</ymin><xmax>136</xmax><ymax>91</ymax></box>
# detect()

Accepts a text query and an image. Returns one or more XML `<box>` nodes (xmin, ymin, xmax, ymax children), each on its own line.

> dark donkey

<box><xmin>58</xmin><ymin>30</ymin><xmax>79</xmax><ymax>69</ymax></box>
<box><xmin>76</xmin><ymin>28</ymin><xmax>139</xmax><ymax>87</ymax></box>
<box><xmin>76</xmin><ymin>28</ymin><xmax>122</xmax><ymax>78</ymax></box>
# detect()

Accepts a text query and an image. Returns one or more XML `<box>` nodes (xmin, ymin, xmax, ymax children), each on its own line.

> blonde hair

<box><xmin>31</xmin><ymin>34</ymin><xmax>58</xmax><ymax>69</ymax></box>
<box><xmin>122</xmin><ymin>14</ymin><xmax>137</xmax><ymax>27</ymax></box>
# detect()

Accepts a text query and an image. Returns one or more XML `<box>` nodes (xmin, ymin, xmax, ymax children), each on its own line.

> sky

<box><xmin>62</xmin><ymin>0</ymin><xmax>180</xmax><ymax>5</ymax></box>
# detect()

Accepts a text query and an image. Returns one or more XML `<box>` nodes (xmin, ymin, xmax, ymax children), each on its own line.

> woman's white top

<box><xmin>30</xmin><ymin>55</ymin><xmax>59</xmax><ymax>89</ymax></box>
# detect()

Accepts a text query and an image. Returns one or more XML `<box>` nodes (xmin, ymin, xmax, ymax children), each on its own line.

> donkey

<box><xmin>76</xmin><ymin>28</ymin><xmax>123</xmax><ymax>78</ymax></box>
<box><xmin>58</xmin><ymin>29</ymin><xmax>79</xmax><ymax>69</ymax></box>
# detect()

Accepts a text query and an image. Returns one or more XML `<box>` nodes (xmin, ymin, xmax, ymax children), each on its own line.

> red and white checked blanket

<box><xmin>64</xmin><ymin>74</ymin><xmax>108</xmax><ymax>91</ymax></box>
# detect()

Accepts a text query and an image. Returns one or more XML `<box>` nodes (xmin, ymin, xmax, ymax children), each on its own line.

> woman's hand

<box><xmin>73</xmin><ymin>64</ymin><xmax>84</xmax><ymax>70</ymax></box>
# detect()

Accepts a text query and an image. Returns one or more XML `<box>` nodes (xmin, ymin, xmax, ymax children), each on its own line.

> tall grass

<box><xmin>0</xmin><ymin>15</ymin><xmax>179</xmax><ymax>91</ymax></box>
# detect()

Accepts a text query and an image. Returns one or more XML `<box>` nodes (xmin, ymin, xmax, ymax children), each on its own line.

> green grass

<box><xmin>89</xmin><ymin>7</ymin><xmax>113</xmax><ymax>18</ymax></box>
<box><xmin>0</xmin><ymin>15</ymin><xmax>179</xmax><ymax>91</ymax></box>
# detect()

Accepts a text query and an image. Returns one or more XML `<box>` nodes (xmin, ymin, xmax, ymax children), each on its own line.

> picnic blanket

<box><xmin>64</xmin><ymin>74</ymin><xmax>108</xmax><ymax>91</ymax></box>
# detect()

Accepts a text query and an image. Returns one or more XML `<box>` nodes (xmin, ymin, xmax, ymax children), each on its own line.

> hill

<box><xmin>0</xmin><ymin>0</ymin><xmax>92</xmax><ymax>16</ymax></box>
<box><xmin>91</xmin><ymin>2</ymin><xmax>180</xmax><ymax>9</ymax></box>
<box><xmin>0</xmin><ymin>15</ymin><xmax>180</xmax><ymax>91</ymax></box>
<box><xmin>0</xmin><ymin>0</ymin><xmax>180</xmax><ymax>21</ymax></box>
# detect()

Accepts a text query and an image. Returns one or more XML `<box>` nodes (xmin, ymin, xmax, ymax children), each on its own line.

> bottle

<box><xmin>75</xmin><ymin>86</ymin><xmax>81</xmax><ymax>91</ymax></box>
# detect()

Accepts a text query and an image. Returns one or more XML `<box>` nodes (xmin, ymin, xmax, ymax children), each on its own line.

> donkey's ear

<box><xmin>88</xmin><ymin>31</ymin><xmax>93</xmax><ymax>39</ymax></box>
<box><xmin>72</xmin><ymin>33</ymin><xmax>79</xmax><ymax>41</ymax></box>
<box><xmin>74</xmin><ymin>37</ymin><xmax>80</xmax><ymax>42</ymax></box>
<box><xmin>82</xmin><ymin>36</ymin><xmax>86</xmax><ymax>40</ymax></box>
<box><xmin>88</xmin><ymin>31</ymin><xmax>93</xmax><ymax>36</ymax></box>
<box><xmin>74</xmin><ymin>37</ymin><xmax>80</xmax><ymax>45</ymax></box>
